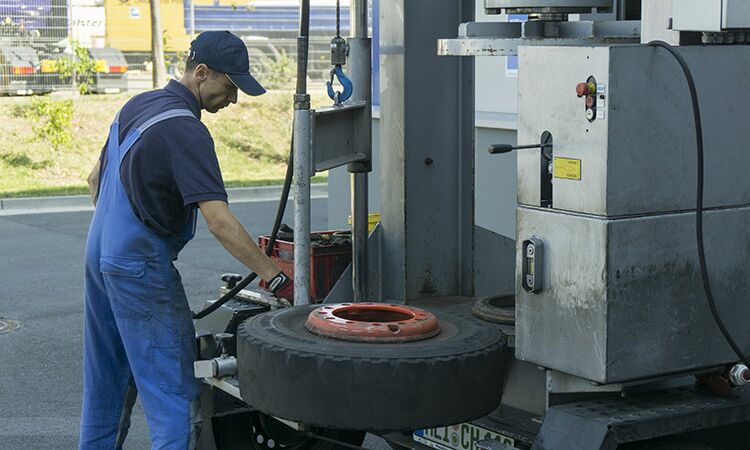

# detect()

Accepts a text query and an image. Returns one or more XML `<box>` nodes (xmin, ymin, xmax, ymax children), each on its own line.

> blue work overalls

<box><xmin>81</xmin><ymin>109</ymin><xmax>201</xmax><ymax>449</ymax></box>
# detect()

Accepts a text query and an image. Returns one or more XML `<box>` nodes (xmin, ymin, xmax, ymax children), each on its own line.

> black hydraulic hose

<box><xmin>192</xmin><ymin>143</ymin><xmax>294</xmax><ymax>320</ymax></box>
<box><xmin>648</xmin><ymin>40</ymin><xmax>750</xmax><ymax>369</ymax></box>
<box><xmin>296</xmin><ymin>0</ymin><xmax>311</xmax><ymax>96</ymax></box>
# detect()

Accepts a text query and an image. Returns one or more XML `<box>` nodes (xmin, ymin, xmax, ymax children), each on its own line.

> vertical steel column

<box><xmin>293</xmin><ymin>0</ymin><xmax>312</xmax><ymax>306</ymax></box>
<box><xmin>351</xmin><ymin>171</ymin><xmax>369</xmax><ymax>301</ymax></box>
<box><xmin>349</xmin><ymin>0</ymin><xmax>372</xmax><ymax>302</ymax></box>
<box><xmin>457</xmin><ymin>0</ymin><xmax>475</xmax><ymax>296</ymax></box>
<box><xmin>380</xmin><ymin>0</ymin><xmax>475</xmax><ymax>302</ymax></box>
<box><xmin>350</xmin><ymin>0</ymin><xmax>368</xmax><ymax>37</ymax></box>
<box><xmin>293</xmin><ymin>110</ymin><xmax>312</xmax><ymax>306</ymax></box>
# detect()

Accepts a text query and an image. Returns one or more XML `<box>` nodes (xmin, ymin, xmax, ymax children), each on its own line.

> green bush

<box><xmin>27</xmin><ymin>97</ymin><xmax>74</xmax><ymax>152</ymax></box>
<box><xmin>56</xmin><ymin>40</ymin><xmax>98</xmax><ymax>95</ymax></box>
<box><xmin>260</xmin><ymin>50</ymin><xmax>296</xmax><ymax>90</ymax></box>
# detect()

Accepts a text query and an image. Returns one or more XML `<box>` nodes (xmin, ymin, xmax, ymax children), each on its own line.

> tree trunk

<box><xmin>150</xmin><ymin>0</ymin><xmax>166</xmax><ymax>88</ymax></box>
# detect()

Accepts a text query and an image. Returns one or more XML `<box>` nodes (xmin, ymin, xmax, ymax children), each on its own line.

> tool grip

<box><xmin>488</xmin><ymin>144</ymin><xmax>515</xmax><ymax>154</ymax></box>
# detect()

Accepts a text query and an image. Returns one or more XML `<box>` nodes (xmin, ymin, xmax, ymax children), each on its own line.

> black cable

<box><xmin>648</xmin><ymin>40</ymin><xmax>750</xmax><ymax>369</ymax></box>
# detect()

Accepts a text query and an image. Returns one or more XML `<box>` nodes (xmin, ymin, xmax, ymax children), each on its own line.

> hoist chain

<box><xmin>336</xmin><ymin>0</ymin><xmax>341</xmax><ymax>38</ymax></box>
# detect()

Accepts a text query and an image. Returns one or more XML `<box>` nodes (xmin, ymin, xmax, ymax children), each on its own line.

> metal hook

<box><xmin>326</xmin><ymin>65</ymin><xmax>353</xmax><ymax>105</ymax></box>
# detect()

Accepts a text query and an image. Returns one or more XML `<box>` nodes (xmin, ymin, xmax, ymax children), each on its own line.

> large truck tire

<box><xmin>236</xmin><ymin>304</ymin><xmax>507</xmax><ymax>431</ymax></box>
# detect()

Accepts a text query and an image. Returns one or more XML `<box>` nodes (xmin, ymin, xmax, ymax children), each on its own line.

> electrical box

<box><xmin>516</xmin><ymin>45</ymin><xmax>750</xmax><ymax>217</ymax></box>
<box><xmin>673</xmin><ymin>0</ymin><xmax>750</xmax><ymax>32</ymax></box>
<box><xmin>515</xmin><ymin>45</ymin><xmax>750</xmax><ymax>384</ymax></box>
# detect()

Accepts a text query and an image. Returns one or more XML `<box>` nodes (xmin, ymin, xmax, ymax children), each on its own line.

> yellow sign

<box><xmin>554</xmin><ymin>157</ymin><xmax>582</xmax><ymax>180</ymax></box>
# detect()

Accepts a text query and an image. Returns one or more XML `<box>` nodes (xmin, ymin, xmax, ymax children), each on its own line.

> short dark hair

<box><xmin>184</xmin><ymin>57</ymin><xmax>220</xmax><ymax>78</ymax></box>
<box><xmin>185</xmin><ymin>56</ymin><xmax>199</xmax><ymax>73</ymax></box>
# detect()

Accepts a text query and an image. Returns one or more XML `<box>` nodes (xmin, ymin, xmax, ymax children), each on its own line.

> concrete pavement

<box><xmin>0</xmin><ymin>199</ymin><xmax>328</xmax><ymax>449</ymax></box>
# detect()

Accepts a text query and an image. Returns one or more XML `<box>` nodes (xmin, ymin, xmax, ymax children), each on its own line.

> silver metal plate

<box><xmin>515</xmin><ymin>205</ymin><xmax>750</xmax><ymax>383</ymax></box>
<box><xmin>484</xmin><ymin>0</ymin><xmax>611</xmax><ymax>9</ymax></box>
<box><xmin>438</xmin><ymin>21</ymin><xmax>639</xmax><ymax>56</ymax></box>
<box><xmin>312</xmin><ymin>101</ymin><xmax>369</xmax><ymax>172</ymax></box>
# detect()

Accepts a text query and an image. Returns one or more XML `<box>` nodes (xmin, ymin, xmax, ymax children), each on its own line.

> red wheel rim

<box><xmin>304</xmin><ymin>303</ymin><xmax>441</xmax><ymax>343</ymax></box>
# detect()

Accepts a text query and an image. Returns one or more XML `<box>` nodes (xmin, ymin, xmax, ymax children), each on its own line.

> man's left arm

<box><xmin>87</xmin><ymin>141</ymin><xmax>107</xmax><ymax>206</ymax></box>
<box><xmin>87</xmin><ymin>159</ymin><xmax>101</xmax><ymax>206</ymax></box>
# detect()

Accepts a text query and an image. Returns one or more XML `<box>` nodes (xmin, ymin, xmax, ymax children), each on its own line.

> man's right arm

<box><xmin>198</xmin><ymin>200</ymin><xmax>281</xmax><ymax>282</ymax></box>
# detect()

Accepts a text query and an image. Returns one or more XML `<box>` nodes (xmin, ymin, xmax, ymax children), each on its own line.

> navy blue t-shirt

<box><xmin>99</xmin><ymin>80</ymin><xmax>227</xmax><ymax>237</ymax></box>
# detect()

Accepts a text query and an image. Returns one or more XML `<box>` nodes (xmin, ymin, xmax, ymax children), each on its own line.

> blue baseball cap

<box><xmin>189</xmin><ymin>30</ymin><xmax>266</xmax><ymax>96</ymax></box>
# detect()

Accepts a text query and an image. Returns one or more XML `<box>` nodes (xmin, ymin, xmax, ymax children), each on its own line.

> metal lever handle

<box><xmin>488</xmin><ymin>143</ymin><xmax>552</xmax><ymax>155</ymax></box>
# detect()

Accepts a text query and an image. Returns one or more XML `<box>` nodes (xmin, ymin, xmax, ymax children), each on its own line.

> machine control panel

<box><xmin>576</xmin><ymin>76</ymin><xmax>604</xmax><ymax>122</ymax></box>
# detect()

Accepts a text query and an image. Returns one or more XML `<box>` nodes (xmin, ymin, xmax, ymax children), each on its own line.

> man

<box><xmin>80</xmin><ymin>30</ymin><xmax>293</xmax><ymax>449</ymax></box>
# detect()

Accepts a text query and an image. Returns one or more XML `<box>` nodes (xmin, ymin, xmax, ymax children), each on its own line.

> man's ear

<box><xmin>194</xmin><ymin>63</ymin><xmax>210</xmax><ymax>82</ymax></box>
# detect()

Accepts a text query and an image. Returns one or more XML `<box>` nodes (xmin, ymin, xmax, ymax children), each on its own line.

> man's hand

<box><xmin>267</xmin><ymin>271</ymin><xmax>293</xmax><ymax>301</ymax></box>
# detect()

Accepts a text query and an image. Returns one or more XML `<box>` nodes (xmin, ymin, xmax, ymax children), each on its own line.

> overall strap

<box><xmin>117</xmin><ymin>109</ymin><xmax>196</xmax><ymax>163</ymax></box>
<box><xmin>105</xmin><ymin>117</ymin><xmax>121</xmax><ymax>171</ymax></box>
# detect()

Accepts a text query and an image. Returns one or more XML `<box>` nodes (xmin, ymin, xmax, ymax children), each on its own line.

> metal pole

<box><xmin>66</xmin><ymin>0</ymin><xmax>76</xmax><ymax>93</ymax></box>
<box><xmin>351</xmin><ymin>172</ymin><xmax>369</xmax><ymax>301</ymax></box>
<box><xmin>293</xmin><ymin>0</ymin><xmax>312</xmax><ymax>306</ymax></box>
<box><xmin>349</xmin><ymin>0</ymin><xmax>371</xmax><ymax>302</ymax></box>
<box><xmin>189</xmin><ymin>0</ymin><xmax>195</xmax><ymax>39</ymax></box>
<box><xmin>293</xmin><ymin>109</ymin><xmax>312</xmax><ymax>306</ymax></box>
<box><xmin>350</xmin><ymin>0</ymin><xmax>368</xmax><ymax>38</ymax></box>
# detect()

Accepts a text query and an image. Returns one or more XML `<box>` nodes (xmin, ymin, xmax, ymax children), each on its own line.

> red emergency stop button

<box><xmin>576</xmin><ymin>82</ymin><xmax>596</xmax><ymax>97</ymax></box>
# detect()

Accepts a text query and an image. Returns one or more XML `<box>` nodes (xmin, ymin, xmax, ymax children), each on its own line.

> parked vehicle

<box><xmin>104</xmin><ymin>0</ymin><xmax>351</xmax><ymax>77</ymax></box>
<box><xmin>38</xmin><ymin>45</ymin><xmax>128</xmax><ymax>93</ymax></box>
<box><xmin>0</xmin><ymin>45</ymin><xmax>49</xmax><ymax>94</ymax></box>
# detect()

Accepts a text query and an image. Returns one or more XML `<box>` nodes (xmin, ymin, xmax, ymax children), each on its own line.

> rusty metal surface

<box><xmin>305</xmin><ymin>303</ymin><xmax>441</xmax><ymax>342</ymax></box>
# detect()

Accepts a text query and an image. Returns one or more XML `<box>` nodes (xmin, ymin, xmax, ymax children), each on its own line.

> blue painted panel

<box><xmin>183</xmin><ymin>2</ymin><xmax>350</xmax><ymax>33</ymax></box>
<box><xmin>505</xmin><ymin>14</ymin><xmax>526</xmax><ymax>77</ymax></box>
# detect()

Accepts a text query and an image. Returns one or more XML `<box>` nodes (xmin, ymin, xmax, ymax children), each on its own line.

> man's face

<box><xmin>197</xmin><ymin>66</ymin><xmax>238</xmax><ymax>113</ymax></box>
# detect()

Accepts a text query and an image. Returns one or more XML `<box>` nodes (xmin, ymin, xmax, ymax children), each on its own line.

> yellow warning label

<box><xmin>553</xmin><ymin>157</ymin><xmax>582</xmax><ymax>180</ymax></box>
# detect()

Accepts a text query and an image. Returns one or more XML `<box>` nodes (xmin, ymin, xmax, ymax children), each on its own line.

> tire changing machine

<box><xmin>194</xmin><ymin>1</ymin><xmax>750</xmax><ymax>449</ymax></box>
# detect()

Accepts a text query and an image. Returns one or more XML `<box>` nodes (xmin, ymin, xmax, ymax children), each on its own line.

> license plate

<box><xmin>414</xmin><ymin>423</ymin><xmax>515</xmax><ymax>450</ymax></box>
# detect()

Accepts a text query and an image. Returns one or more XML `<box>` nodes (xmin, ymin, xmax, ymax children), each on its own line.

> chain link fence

<box><xmin>0</xmin><ymin>0</ymin><xmax>356</xmax><ymax>95</ymax></box>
